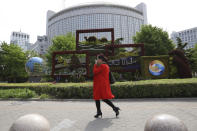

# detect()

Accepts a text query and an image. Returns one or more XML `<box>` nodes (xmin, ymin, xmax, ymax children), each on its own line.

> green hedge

<box><xmin>0</xmin><ymin>88</ymin><xmax>37</xmax><ymax>98</ymax></box>
<box><xmin>0</xmin><ymin>78</ymin><xmax>197</xmax><ymax>99</ymax></box>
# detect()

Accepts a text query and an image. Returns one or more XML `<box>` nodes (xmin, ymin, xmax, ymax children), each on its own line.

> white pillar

<box><xmin>144</xmin><ymin>114</ymin><xmax>188</xmax><ymax>131</ymax></box>
<box><xmin>9</xmin><ymin>114</ymin><xmax>50</xmax><ymax>131</ymax></box>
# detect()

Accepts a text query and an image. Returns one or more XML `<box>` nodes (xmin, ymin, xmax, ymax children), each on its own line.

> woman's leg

<box><xmin>102</xmin><ymin>99</ymin><xmax>115</xmax><ymax>108</ymax></box>
<box><xmin>95</xmin><ymin>100</ymin><xmax>101</xmax><ymax>113</ymax></box>
<box><xmin>95</xmin><ymin>100</ymin><xmax>102</xmax><ymax>118</ymax></box>
<box><xmin>102</xmin><ymin>99</ymin><xmax>120</xmax><ymax>117</ymax></box>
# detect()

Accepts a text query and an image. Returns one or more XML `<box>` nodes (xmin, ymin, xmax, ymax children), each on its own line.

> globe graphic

<box><xmin>149</xmin><ymin>60</ymin><xmax>165</xmax><ymax>76</ymax></box>
<box><xmin>25</xmin><ymin>57</ymin><xmax>45</xmax><ymax>76</ymax></box>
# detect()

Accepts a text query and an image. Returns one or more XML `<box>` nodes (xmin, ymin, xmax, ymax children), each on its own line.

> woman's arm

<box><xmin>93</xmin><ymin>64</ymin><xmax>104</xmax><ymax>75</ymax></box>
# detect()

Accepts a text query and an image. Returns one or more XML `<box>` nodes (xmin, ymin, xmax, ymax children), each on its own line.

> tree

<box><xmin>190</xmin><ymin>44</ymin><xmax>197</xmax><ymax>73</ymax></box>
<box><xmin>0</xmin><ymin>42</ymin><xmax>28</xmax><ymax>82</ymax></box>
<box><xmin>45</xmin><ymin>32</ymin><xmax>75</xmax><ymax>69</ymax></box>
<box><xmin>114</xmin><ymin>38</ymin><xmax>123</xmax><ymax>44</ymax></box>
<box><xmin>169</xmin><ymin>49</ymin><xmax>192</xmax><ymax>78</ymax></box>
<box><xmin>176</xmin><ymin>37</ymin><xmax>188</xmax><ymax>51</ymax></box>
<box><xmin>25</xmin><ymin>50</ymin><xmax>39</xmax><ymax>60</ymax></box>
<box><xmin>133</xmin><ymin>25</ymin><xmax>175</xmax><ymax>56</ymax></box>
<box><xmin>166</xmin><ymin>36</ymin><xmax>193</xmax><ymax>78</ymax></box>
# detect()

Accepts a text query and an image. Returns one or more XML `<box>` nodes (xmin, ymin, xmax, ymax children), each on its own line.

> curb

<box><xmin>0</xmin><ymin>97</ymin><xmax>197</xmax><ymax>102</ymax></box>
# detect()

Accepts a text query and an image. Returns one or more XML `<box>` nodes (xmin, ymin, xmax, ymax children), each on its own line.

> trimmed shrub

<box><xmin>0</xmin><ymin>88</ymin><xmax>37</xmax><ymax>99</ymax></box>
<box><xmin>0</xmin><ymin>78</ymin><xmax>197</xmax><ymax>99</ymax></box>
<box><xmin>40</xmin><ymin>94</ymin><xmax>50</xmax><ymax>99</ymax></box>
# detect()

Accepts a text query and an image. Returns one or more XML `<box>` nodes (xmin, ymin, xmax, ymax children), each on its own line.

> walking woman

<box><xmin>93</xmin><ymin>54</ymin><xmax>120</xmax><ymax>118</ymax></box>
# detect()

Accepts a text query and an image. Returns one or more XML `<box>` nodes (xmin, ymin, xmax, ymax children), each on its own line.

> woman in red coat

<box><xmin>93</xmin><ymin>54</ymin><xmax>120</xmax><ymax>118</ymax></box>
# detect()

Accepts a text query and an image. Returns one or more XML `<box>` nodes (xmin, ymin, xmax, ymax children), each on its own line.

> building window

<box><xmin>191</xmin><ymin>35</ymin><xmax>193</xmax><ymax>41</ymax></box>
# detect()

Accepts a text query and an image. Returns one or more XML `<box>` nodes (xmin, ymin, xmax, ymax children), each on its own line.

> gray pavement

<box><xmin>0</xmin><ymin>98</ymin><xmax>197</xmax><ymax>131</ymax></box>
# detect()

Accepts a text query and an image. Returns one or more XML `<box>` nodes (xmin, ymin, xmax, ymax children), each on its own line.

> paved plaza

<box><xmin>0</xmin><ymin>98</ymin><xmax>197</xmax><ymax>131</ymax></box>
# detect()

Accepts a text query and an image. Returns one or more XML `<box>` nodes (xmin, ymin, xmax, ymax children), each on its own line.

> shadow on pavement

<box><xmin>84</xmin><ymin>118</ymin><xmax>116</xmax><ymax>131</ymax></box>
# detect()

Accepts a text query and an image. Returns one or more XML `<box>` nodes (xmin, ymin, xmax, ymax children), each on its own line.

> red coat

<box><xmin>93</xmin><ymin>64</ymin><xmax>114</xmax><ymax>100</ymax></box>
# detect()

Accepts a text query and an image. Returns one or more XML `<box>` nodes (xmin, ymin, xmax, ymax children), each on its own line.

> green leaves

<box><xmin>133</xmin><ymin>25</ymin><xmax>175</xmax><ymax>56</ymax></box>
<box><xmin>1</xmin><ymin>78</ymin><xmax>197</xmax><ymax>99</ymax></box>
<box><xmin>190</xmin><ymin>44</ymin><xmax>197</xmax><ymax>72</ymax></box>
<box><xmin>0</xmin><ymin>42</ymin><xmax>28</xmax><ymax>82</ymax></box>
<box><xmin>52</xmin><ymin>32</ymin><xmax>75</xmax><ymax>51</ymax></box>
<box><xmin>25</xmin><ymin>50</ymin><xmax>39</xmax><ymax>59</ymax></box>
<box><xmin>176</xmin><ymin>37</ymin><xmax>188</xmax><ymax>51</ymax></box>
<box><xmin>45</xmin><ymin>32</ymin><xmax>75</xmax><ymax>68</ymax></box>
<box><xmin>0</xmin><ymin>88</ymin><xmax>37</xmax><ymax>99</ymax></box>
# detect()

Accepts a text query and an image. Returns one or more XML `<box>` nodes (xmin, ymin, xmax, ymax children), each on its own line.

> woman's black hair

<box><xmin>98</xmin><ymin>54</ymin><xmax>108</xmax><ymax>63</ymax></box>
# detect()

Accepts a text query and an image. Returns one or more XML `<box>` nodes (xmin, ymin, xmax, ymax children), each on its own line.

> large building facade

<box><xmin>10</xmin><ymin>31</ymin><xmax>31</xmax><ymax>51</ymax></box>
<box><xmin>31</xmin><ymin>35</ymin><xmax>48</xmax><ymax>55</ymax></box>
<box><xmin>46</xmin><ymin>2</ymin><xmax>147</xmax><ymax>45</ymax></box>
<box><xmin>171</xmin><ymin>27</ymin><xmax>197</xmax><ymax>49</ymax></box>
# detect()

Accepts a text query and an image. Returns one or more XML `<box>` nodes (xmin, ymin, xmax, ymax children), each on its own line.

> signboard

<box><xmin>140</xmin><ymin>56</ymin><xmax>169</xmax><ymax>79</ymax></box>
<box><xmin>76</xmin><ymin>28</ymin><xmax>114</xmax><ymax>55</ymax></box>
<box><xmin>105</xmin><ymin>44</ymin><xmax>144</xmax><ymax>72</ymax></box>
<box><xmin>51</xmin><ymin>28</ymin><xmax>145</xmax><ymax>79</ymax></box>
<box><xmin>52</xmin><ymin>51</ymin><xmax>90</xmax><ymax>78</ymax></box>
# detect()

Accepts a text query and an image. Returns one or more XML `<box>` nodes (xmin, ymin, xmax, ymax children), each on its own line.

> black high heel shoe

<box><xmin>94</xmin><ymin>112</ymin><xmax>102</xmax><ymax>118</ymax></box>
<box><xmin>113</xmin><ymin>107</ymin><xmax>120</xmax><ymax>117</ymax></box>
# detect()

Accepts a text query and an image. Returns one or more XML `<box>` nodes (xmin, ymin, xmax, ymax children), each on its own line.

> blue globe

<box><xmin>25</xmin><ymin>57</ymin><xmax>45</xmax><ymax>76</ymax></box>
<box><xmin>149</xmin><ymin>60</ymin><xmax>165</xmax><ymax>76</ymax></box>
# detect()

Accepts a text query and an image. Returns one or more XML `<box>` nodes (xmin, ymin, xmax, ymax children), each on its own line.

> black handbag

<box><xmin>109</xmin><ymin>71</ymin><xmax>116</xmax><ymax>84</ymax></box>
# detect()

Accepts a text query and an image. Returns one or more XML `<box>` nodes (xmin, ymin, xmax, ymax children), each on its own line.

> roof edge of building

<box><xmin>48</xmin><ymin>3</ymin><xmax>143</xmax><ymax>21</ymax></box>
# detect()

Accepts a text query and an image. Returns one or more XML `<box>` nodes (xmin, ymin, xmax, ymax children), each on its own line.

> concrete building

<box><xmin>46</xmin><ymin>2</ymin><xmax>147</xmax><ymax>45</ymax></box>
<box><xmin>10</xmin><ymin>31</ymin><xmax>31</xmax><ymax>51</ymax></box>
<box><xmin>171</xmin><ymin>27</ymin><xmax>197</xmax><ymax>49</ymax></box>
<box><xmin>31</xmin><ymin>35</ymin><xmax>48</xmax><ymax>55</ymax></box>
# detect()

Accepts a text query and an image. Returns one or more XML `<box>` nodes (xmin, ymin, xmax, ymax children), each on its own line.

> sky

<box><xmin>0</xmin><ymin>0</ymin><xmax>196</xmax><ymax>44</ymax></box>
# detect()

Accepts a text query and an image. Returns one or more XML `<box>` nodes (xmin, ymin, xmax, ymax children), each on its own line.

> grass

<box><xmin>0</xmin><ymin>78</ymin><xmax>197</xmax><ymax>87</ymax></box>
<box><xmin>0</xmin><ymin>82</ymin><xmax>92</xmax><ymax>88</ymax></box>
